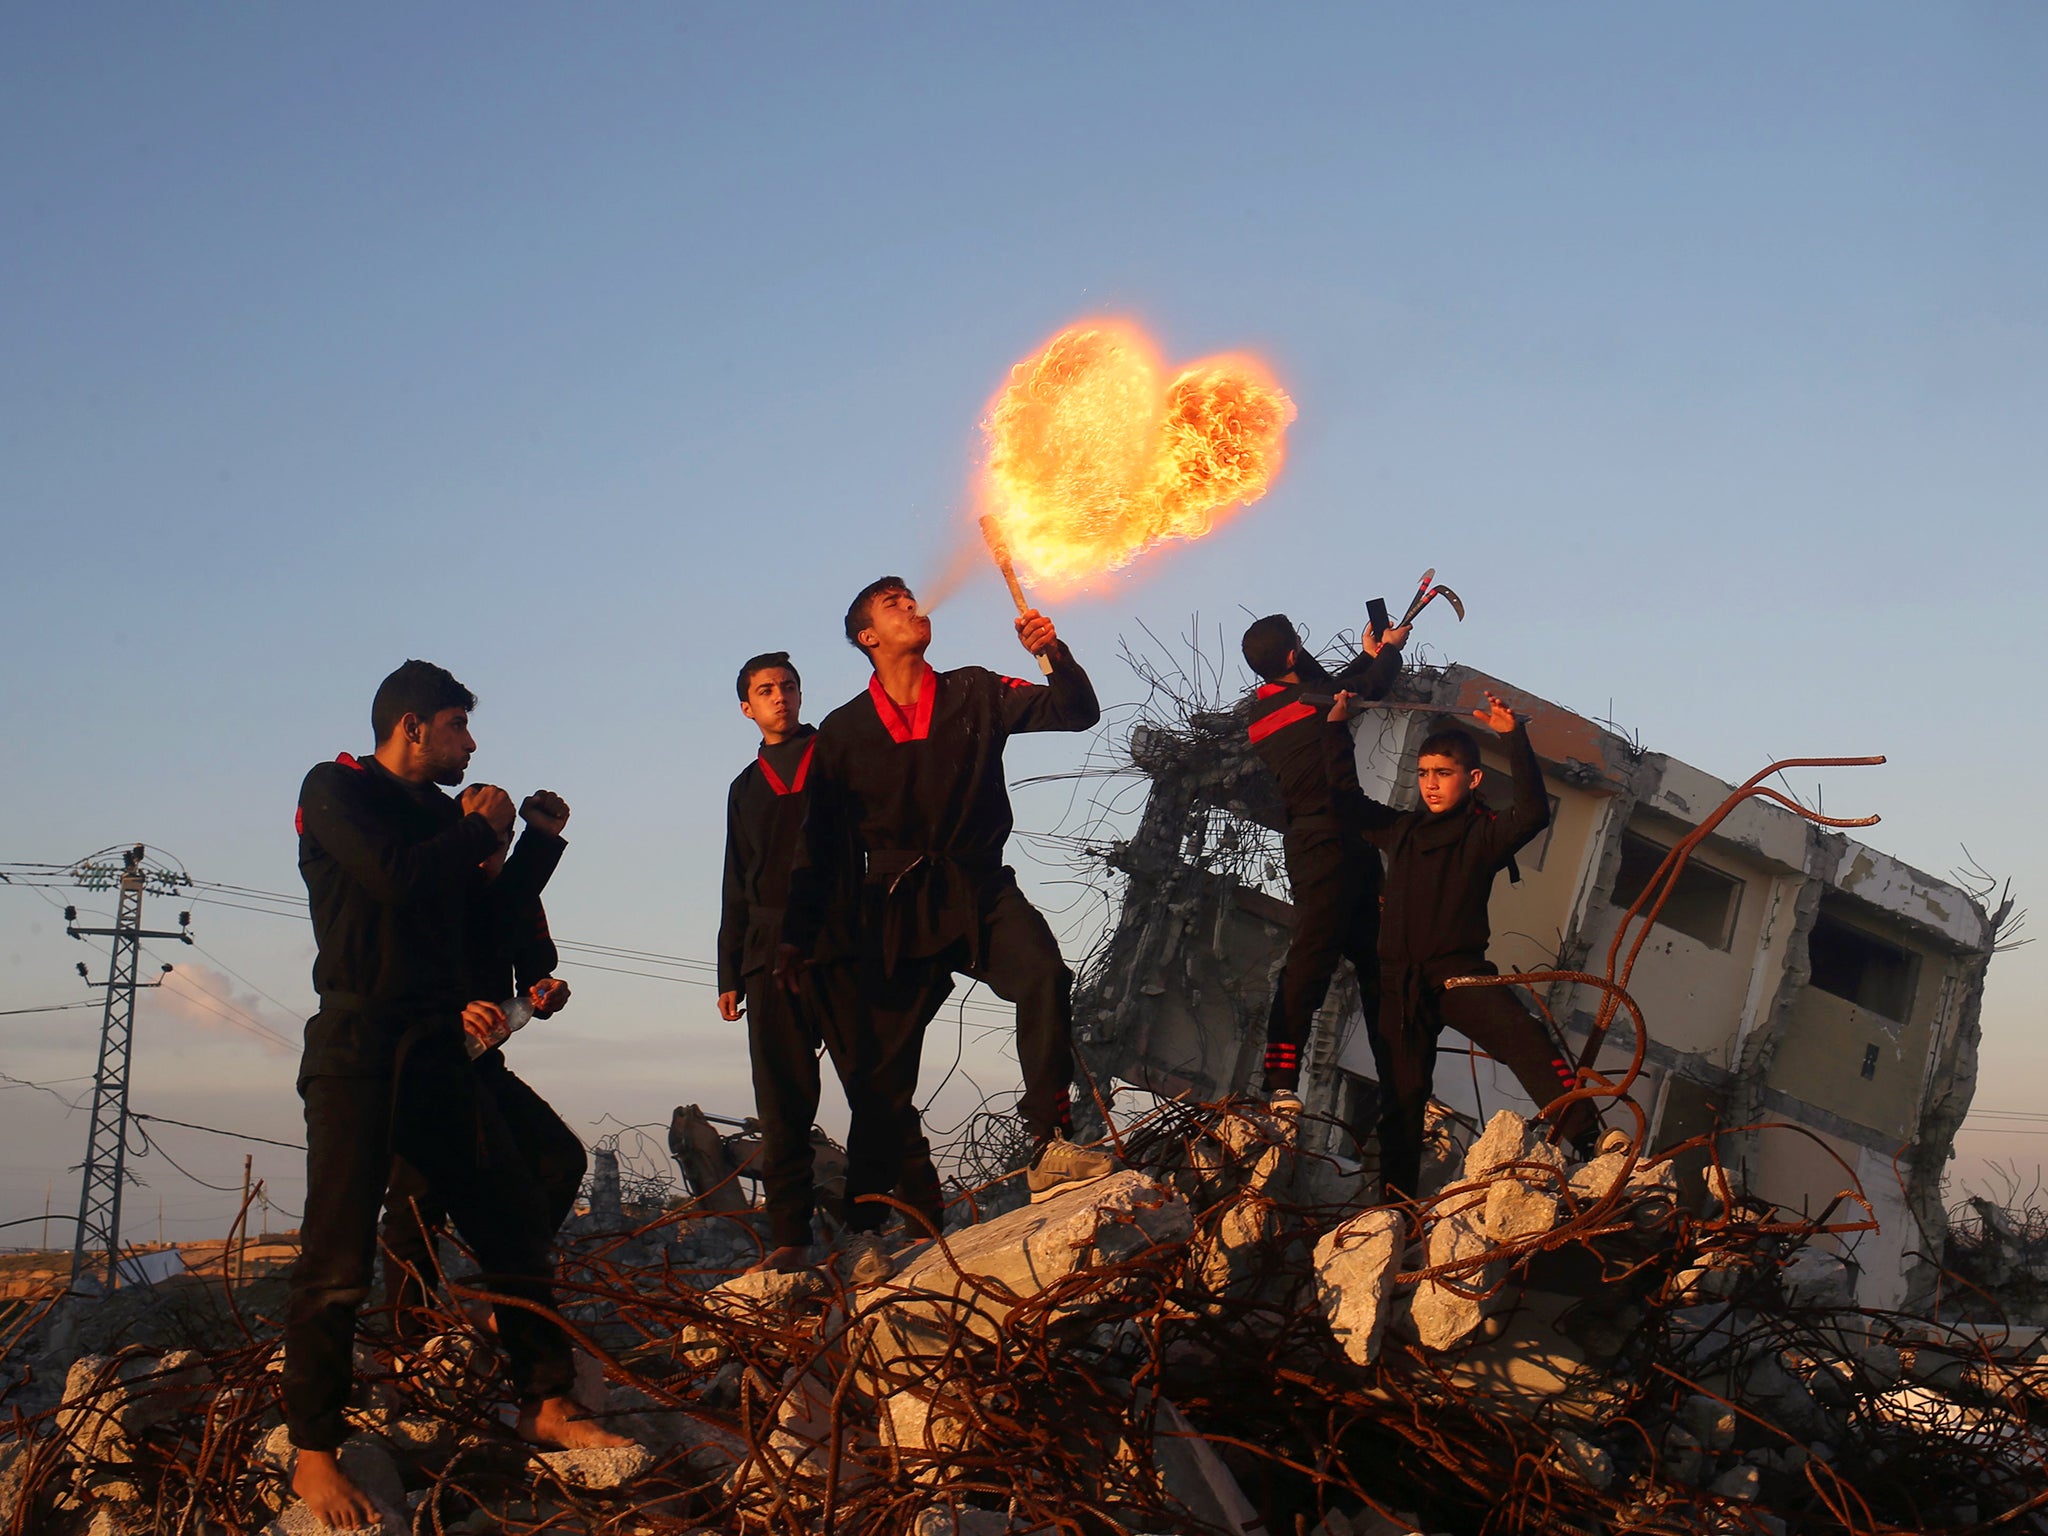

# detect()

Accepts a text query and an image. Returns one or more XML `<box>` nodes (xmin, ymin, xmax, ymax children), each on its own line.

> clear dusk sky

<box><xmin>2</xmin><ymin>4</ymin><xmax>2043</xmax><ymax>1244</ymax></box>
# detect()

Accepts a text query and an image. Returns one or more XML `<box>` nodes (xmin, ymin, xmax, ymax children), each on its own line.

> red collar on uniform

<box><xmin>1255</xmin><ymin>682</ymin><xmax>1289</xmax><ymax>699</ymax></box>
<box><xmin>756</xmin><ymin>736</ymin><xmax>817</xmax><ymax>796</ymax></box>
<box><xmin>869</xmin><ymin>665</ymin><xmax>937</xmax><ymax>743</ymax></box>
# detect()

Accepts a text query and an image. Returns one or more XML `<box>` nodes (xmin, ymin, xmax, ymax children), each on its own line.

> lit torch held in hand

<box><xmin>979</xmin><ymin>514</ymin><xmax>1054</xmax><ymax>676</ymax></box>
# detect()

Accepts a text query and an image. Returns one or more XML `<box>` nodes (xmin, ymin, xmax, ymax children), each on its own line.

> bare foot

<box><xmin>291</xmin><ymin>1449</ymin><xmax>382</xmax><ymax>1530</ymax></box>
<box><xmin>745</xmin><ymin>1243</ymin><xmax>813</xmax><ymax>1274</ymax></box>
<box><xmin>518</xmin><ymin>1393</ymin><xmax>634</xmax><ymax>1450</ymax></box>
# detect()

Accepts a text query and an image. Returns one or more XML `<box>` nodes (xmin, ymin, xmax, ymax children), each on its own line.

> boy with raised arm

<box><xmin>780</xmin><ymin>577</ymin><xmax>1111</xmax><ymax>1283</ymax></box>
<box><xmin>1327</xmin><ymin>688</ymin><xmax>1596</xmax><ymax>1203</ymax></box>
<box><xmin>382</xmin><ymin>788</ymin><xmax>586</xmax><ymax>1330</ymax></box>
<box><xmin>1239</xmin><ymin>612</ymin><xmax>1409</xmax><ymax>1108</ymax></box>
<box><xmin>287</xmin><ymin>661</ymin><xmax>623</xmax><ymax>1531</ymax></box>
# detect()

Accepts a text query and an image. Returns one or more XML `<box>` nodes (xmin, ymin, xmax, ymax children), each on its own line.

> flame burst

<box><xmin>977</xmin><ymin>320</ymin><xmax>1296</xmax><ymax>591</ymax></box>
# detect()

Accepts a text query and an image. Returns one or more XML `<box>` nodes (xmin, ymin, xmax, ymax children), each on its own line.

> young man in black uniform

<box><xmin>780</xmin><ymin>578</ymin><xmax>1113</xmax><ymax>1280</ymax></box>
<box><xmin>718</xmin><ymin>652</ymin><xmax>952</xmax><ymax>1272</ymax></box>
<box><xmin>381</xmin><ymin>789</ymin><xmax>585</xmax><ymax>1332</ymax></box>
<box><xmin>1327</xmin><ymin>688</ymin><xmax>1597</xmax><ymax>1202</ymax></box>
<box><xmin>1239</xmin><ymin>613</ymin><xmax>1411</xmax><ymax>1111</ymax></box>
<box><xmin>287</xmin><ymin>661</ymin><xmax>622</xmax><ymax>1529</ymax></box>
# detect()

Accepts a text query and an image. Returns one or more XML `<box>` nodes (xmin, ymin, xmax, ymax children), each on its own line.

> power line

<box><xmin>131</xmin><ymin>1111</ymin><xmax>303</xmax><ymax>1152</ymax></box>
<box><xmin>0</xmin><ymin>1001</ymin><xmax>103</xmax><ymax>1018</ymax></box>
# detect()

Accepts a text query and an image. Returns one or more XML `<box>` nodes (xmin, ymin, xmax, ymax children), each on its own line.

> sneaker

<box><xmin>1025</xmin><ymin>1132</ymin><xmax>1118</xmax><ymax>1203</ymax></box>
<box><xmin>835</xmin><ymin>1230</ymin><xmax>893</xmax><ymax>1289</ymax></box>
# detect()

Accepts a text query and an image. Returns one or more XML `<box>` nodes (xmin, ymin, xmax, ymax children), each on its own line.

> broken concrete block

<box><xmin>1197</xmin><ymin>1193</ymin><xmax>1278</xmax><ymax>1299</ymax></box>
<box><xmin>886</xmin><ymin>1169</ymin><xmax>1190</xmax><ymax>1320</ymax></box>
<box><xmin>56</xmin><ymin>1357</ymin><xmax>140</xmax><ymax>1465</ymax></box>
<box><xmin>1462</xmin><ymin>1110</ymin><xmax>1530</xmax><ymax>1182</ymax></box>
<box><xmin>1548</xmin><ymin>1427</ymin><xmax>1613</xmax><ymax>1490</ymax></box>
<box><xmin>379</xmin><ymin>1414</ymin><xmax>456</xmax><ymax>1465</ymax></box>
<box><xmin>1313</xmin><ymin>1209</ymin><xmax>1402</xmax><ymax>1366</ymax></box>
<box><xmin>535</xmin><ymin>1442</ymin><xmax>653</xmax><ymax>1490</ymax></box>
<box><xmin>261</xmin><ymin>1437</ymin><xmax>408</xmax><ymax>1536</ymax></box>
<box><xmin>1482</xmin><ymin>1176</ymin><xmax>1558</xmax><ymax>1242</ymax></box>
<box><xmin>1710</xmin><ymin>1463</ymin><xmax>1762</xmax><ymax>1501</ymax></box>
<box><xmin>1567</xmin><ymin>1153</ymin><xmax>1628</xmax><ymax>1203</ymax></box>
<box><xmin>1412</xmin><ymin>1202</ymin><xmax>1496</xmax><ymax>1352</ymax></box>
<box><xmin>1660</xmin><ymin>1422</ymin><xmax>1705</xmax><ymax>1486</ymax></box>
<box><xmin>1781</xmin><ymin>1247</ymin><xmax>1852</xmax><ymax>1308</ymax></box>
<box><xmin>1681</xmin><ymin>1393</ymin><xmax>1737</xmax><ymax>1451</ymax></box>
<box><xmin>0</xmin><ymin>1439</ymin><xmax>27</xmax><ymax>1531</ymax></box>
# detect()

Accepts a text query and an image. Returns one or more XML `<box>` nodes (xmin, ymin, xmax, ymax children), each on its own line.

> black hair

<box><xmin>371</xmin><ymin>660</ymin><xmax>476</xmax><ymax>743</ymax></box>
<box><xmin>1416</xmin><ymin>724</ymin><xmax>1481</xmax><ymax>772</ymax></box>
<box><xmin>844</xmin><ymin>576</ymin><xmax>912</xmax><ymax>659</ymax></box>
<box><xmin>1240</xmin><ymin>614</ymin><xmax>1300</xmax><ymax>683</ymax></box>
<box><xmin>736</xmin><ymin>651</ymin><xmax>800</xmax><ymax>703</ymax></box>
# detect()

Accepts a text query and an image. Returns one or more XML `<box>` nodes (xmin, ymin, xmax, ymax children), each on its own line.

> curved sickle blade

<box><xmin>1434</xmin><ymin>585</ymin><xmax>1466</xmax><ymax>621</ymax></box>
<box><xmin>1397</xmin><ymin>567</ymin><xmax>1439</xmax><ymax>627</ymax></box>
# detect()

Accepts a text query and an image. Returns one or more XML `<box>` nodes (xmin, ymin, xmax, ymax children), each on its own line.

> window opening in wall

<box><xmin>1608</xmin><ymin>828</ymin><xmax>1743</xmax><ymax>950</ymax></box>
<box><xmin>1861</xmin><ymin>1044</ymin><xmax>1880</xmax><ymax>1080</ymax></box>
<box><xmin>1808</xmin><ymin>905</ymin><xmax>1919</xmax><ymax>1023</ymax></box>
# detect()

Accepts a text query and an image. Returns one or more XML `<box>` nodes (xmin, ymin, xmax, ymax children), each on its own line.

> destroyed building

<box><xmin>1074</xmin><ymin>660</ymin><xmax>1996</xmax><ymax>1312</ymax></box>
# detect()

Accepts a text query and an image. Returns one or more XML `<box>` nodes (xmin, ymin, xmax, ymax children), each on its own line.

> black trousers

<box><xmin>1366</xmin><ymin>977</ymin><xmax>1593</xmax><ymax>1203</ymax></box>
<box><xmin>890</xmin><ymin>882</ymin><xmax>1077</xmax><ymax>1146</ymax></box>
<box><xmin>381</xmin><ymin>1051</ymin><xmax>587</xmax><ymax>1327</ymax></box>
<box><xmin>284</xmin><ymin>1026</ymin><xmax>573</xmax><ymax>1450</ymax></box>
<box><xmin>809</xmin><ymin>959</ymin><xmax>954</xmax><ymax>1236</ymax></box>
<box><xmin>1265</xmin><ymin>830</ymin><xmax>1380</xmax><ymax>1092</ymax></box>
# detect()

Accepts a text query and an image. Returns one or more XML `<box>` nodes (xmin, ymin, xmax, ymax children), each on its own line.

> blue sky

<box><xmin>3</xmin><ymin>4</ymin><xmax>2043</xmax><ymax>1241</ymax></box>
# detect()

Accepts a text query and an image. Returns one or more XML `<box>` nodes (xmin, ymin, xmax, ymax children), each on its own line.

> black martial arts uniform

<box><xmin>719</xmin><ymin>729</ymin><xmax>950</xmax><ymax>1244</ymax></box>
<box><xmin>1245</xmin><ymin>639</ymin><xmax>1405</xmax><ymax>1092</ymax></box>
<box><xmin>286</xmin><ymin>753</ymin><xmax>572</xmax><ymax>1452</ymax></box>
<box><xmin>785</xmin><ymin>645</ymin><xmax>1100</xmax><ymax>1230</ymax></box>
<box><xmin>381</xmin><ymin>824</ymin><xmax>586</xmax><ymax>1328</ymax></box>
<box><xmin>1333</xmin><ymin>722</ymin><xmax>1593</xmax><ymax>1201</ymax></box>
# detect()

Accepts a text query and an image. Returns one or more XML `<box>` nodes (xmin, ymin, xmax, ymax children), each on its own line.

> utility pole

<box><xmin>63</xmin><ymin>846</ymin><xmax>193</xmax><ymax>1291</ymax></box>
<box><xmin>237</xmin><ymin>1154</ymin><xmax>252</xmax><ymax>1286</ymax></box>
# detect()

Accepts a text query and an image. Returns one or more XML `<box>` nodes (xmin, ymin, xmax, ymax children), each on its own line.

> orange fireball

<box><xmin>977</xmin><ymin>320</ymin><xmax>1296</xmax><ymax>591</ymax></box>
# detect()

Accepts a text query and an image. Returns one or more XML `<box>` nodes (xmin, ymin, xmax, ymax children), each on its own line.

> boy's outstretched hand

<box><xmin>1327</xmin><ymin>689</ymin><xmax>1361</xmax><ymax>723</ymax></box>
<box><xmin>1472</xmin><ymin>691</ymin><xmax>1518</xmax><ymax>734</ymax></box>
<box><xmin>1015</xmin><ymin>609</ymin><xmax>1057</xmax><ymax>657</ymax></box>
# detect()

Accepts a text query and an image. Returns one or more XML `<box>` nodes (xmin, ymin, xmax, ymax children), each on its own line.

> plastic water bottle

<box><xmin>467</xmin><ymin>994</ymin><xmax>535</xmax><ymax>1059</ymax></box>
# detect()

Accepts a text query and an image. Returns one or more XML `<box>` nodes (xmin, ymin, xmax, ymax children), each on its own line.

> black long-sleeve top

<box><xmin>784</xmin><ymin>644</ymin><xmax>1099</xmax><ymax>970</ymax></box>
<box><xmin>1246</xmin><ymin>642</ymin><xmax>1403</xmax><ymax>836</ymax></box>
<box><xmin>466</xmin><ymin>827</ymin><xmax>565</xmax><ymax>1005</ymax></box>
<box><xmin>295</xmin><ymin>752</ymin><xmax>501</xmax><ymax>1078</ymax></box>
<box><xmin>716</xmin><ymin>727</ymin><xmax>818</xmax><ymax>994</ymax></box>
<box><xmin>1331</xmin><ymin>720</ymin><xmax>1549</xmax><ymax>978</ymax></box>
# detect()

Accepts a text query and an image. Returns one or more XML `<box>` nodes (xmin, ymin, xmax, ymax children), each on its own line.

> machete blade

<box><xmin>1397</xmin><ymin>567</ymin><xmax>1438</xmax><ymax>627</ymax></box>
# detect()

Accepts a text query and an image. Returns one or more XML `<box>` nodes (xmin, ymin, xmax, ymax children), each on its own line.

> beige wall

<box><xmin>1566</xmin><ymin>816</ymin><xmax>1779</xmax><ymax>1064</ymax></box>
<box><xmin>1766</xmin><ymin>923</ymin><xmax>1954</xmax><ymax>1139</ymax></box>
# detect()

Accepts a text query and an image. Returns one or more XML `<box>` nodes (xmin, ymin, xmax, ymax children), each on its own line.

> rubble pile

<box><xmin>4</xmin><ymin>1092</ymin><xmax>2045</xmax><ymax>1535</ymax></box>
